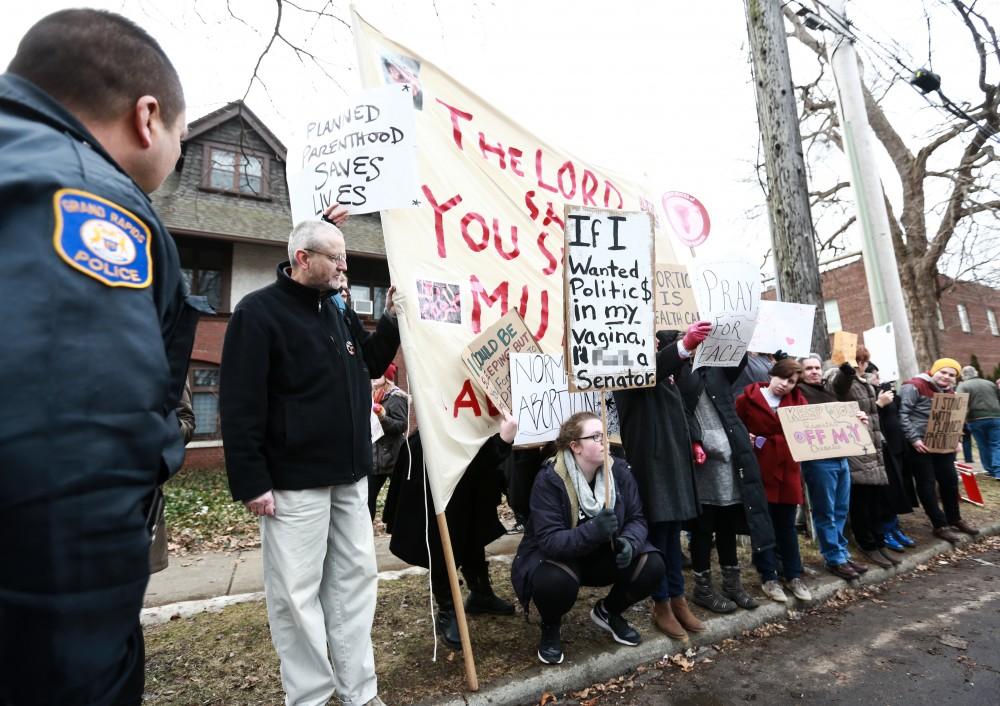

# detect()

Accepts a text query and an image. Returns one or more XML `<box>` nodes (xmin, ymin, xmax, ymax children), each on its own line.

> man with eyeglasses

<box><xmin>220</xmin><ymin>204</ymin><xmax>398</xmax><ymax>706</ymax></box>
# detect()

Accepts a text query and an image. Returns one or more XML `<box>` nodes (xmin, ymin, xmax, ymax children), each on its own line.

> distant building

<box><xmin>152</xmin><ymin>101</ymin><xmax>399</xmax><ymax>468</ymax></box>
<box><xmin>765</xmin><ymin>257</ymin><xmax>1000</xmax><ymax>375</ymax></box>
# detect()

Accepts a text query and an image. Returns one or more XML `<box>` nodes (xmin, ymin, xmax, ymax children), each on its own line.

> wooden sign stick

<box><xmin>600</xmin><ymin>395</ymin><xmax>613</xmax><ymax>509</ymax></box>
<box><xmin>435</xmin><ymin>512</ymin><xmax>478</xmax><ymax>691</ymax></box>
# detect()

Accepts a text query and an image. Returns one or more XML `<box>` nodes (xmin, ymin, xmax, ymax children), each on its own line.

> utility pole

<box><xmin>744</xmin><ymin>0</ymin><xmax>830</xmax><ymax>359</ymax></box>
<box><xmin>820</xmin><ymin>0</ymin><xmax>919</xmax><ymax>379</ymax></box>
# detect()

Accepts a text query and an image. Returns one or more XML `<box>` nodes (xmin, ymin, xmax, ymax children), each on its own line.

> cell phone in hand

<box><xmin>879</xmin><ymin>382</ymin><xmax>893</xmax><ymax>392</ymax></box>
<box><xmin>754</xmin><ymin>435</ymin><xmax>766</xmax><ymax>449</ymax></box>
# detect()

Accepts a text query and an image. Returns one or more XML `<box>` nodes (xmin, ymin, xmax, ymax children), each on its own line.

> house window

<box><xmin>937</xmin><ymin>304</ymin><xmax>946</xmax><ymax>330</ymax></box>
<box><xmin>957</xmin><ymin>304</ymin><xmax>972</xmax><ymax>333</ymax></box>
<box><xmin>202</xmin><ymin>144</ymin><xmax>269</xmax><ymax>197</ymax></box>
<box><xmin>823</xmin><ymin>299</ymin><xmax>842</xmax><ymax>332</ymax></box>
<box><xmin>190</xmin><ymin>366</ymin><xmax>220</xmax><ymax>438</ymax></box>
<box><xmin>989</xmin><ymin>309</ymin><xmax>999</xmax><ymax>337</ymax></box>
<box><xmin>348</xmin><ymin>282</ymin><xmax>388</xmax><ymax>318</ymax></box>
<box><xmin>176</xmin><ymin>238</ymin><xmax>232</xmax><ymax>313</ymax></box>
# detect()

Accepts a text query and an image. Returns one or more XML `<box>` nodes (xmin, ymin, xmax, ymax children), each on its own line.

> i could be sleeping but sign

<box><xmin>563</xmin><ymin>207</ymin><xmax>655</xmax><ymax>392</ymax></box>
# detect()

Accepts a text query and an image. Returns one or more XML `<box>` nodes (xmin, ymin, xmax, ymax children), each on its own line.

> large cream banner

<box><xmin>352</xmin><ymin>10</ymin><xmax>675</xmax><ymax>511</ymax></box>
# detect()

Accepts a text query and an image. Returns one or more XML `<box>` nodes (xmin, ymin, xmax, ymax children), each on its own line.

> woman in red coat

<box><xmin>735</xmin><ymin>358</ymin><xmax>811</xmax><ymax>604</ymax></box>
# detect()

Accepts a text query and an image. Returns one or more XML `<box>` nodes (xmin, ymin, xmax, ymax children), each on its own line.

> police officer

<box><xmin>0</xmin><ymin>10</ymin><xmax>203</xmax><ymax>705</ymax></box>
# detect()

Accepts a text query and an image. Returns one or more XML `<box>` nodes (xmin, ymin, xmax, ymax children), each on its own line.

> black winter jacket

<box><xmin>0</xmin><ymin>73</ymin><xmax>203</xmax><ymax>704</ymax></box>
<box><xmin>221</xmin><ymin>263</ymin><xmax>399</xmax><ymax>501</ymax></box>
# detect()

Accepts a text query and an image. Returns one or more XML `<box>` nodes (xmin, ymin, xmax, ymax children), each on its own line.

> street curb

<box><xmin>418</xmin><ymin>521</ymin><xmax>1000</xmax><ymax>706</ymax></box>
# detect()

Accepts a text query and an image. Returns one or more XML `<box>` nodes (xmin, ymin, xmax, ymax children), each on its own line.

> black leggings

<box><xmin>431</xmin><ymin>544</ymin><xmax>489</xmax><ymax>608</ymax></box>
<box><xmin>367</xmin><ymin>474</ymin><xmax>389</xmax><ymax>521</ymax></box>
<box><xmin>906</xmin><ymin>448</ymin><xmax>961</xmax><ymax>528</ymax></box>
<box><xmin>530</xmin><ymin>547</ymin><xmax>664</xmax><ymax>624</ymax></box>
<box><xmin>849</xmin><ymin>484</ymin><xmax>888</xmax><ymax>550</ymax></box>
<box><xmin>690</xmin><ymin>504</ymin><xmax>741</xmax><ymax>572</ymax></box>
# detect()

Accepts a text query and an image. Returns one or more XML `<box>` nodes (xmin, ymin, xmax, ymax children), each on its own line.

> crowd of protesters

<box><xmin>2</xmin><ymin>8</ymin><xmax>996</xmax><ymax>706</ymax></box>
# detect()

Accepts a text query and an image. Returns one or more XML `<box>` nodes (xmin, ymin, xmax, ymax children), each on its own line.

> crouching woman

<box><xmin>511</xmin><ymin>412</ymin><xmax>665</xmax><ymax>665</ymax></box>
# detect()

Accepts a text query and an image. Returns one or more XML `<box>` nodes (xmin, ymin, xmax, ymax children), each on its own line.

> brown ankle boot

<box><xmin>652</xmin><ymin>600</ymin><xmax>687</xmax><ymax>639</ymax></box>
<box><xmin>670</xmin><ymin>596</ymin><xmax>705</xmax><ymax>633</ymax></box>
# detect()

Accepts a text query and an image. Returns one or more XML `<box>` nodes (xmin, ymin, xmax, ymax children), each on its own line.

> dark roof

<box><xmin>186</xmin><ymin>101</ymin><xmax>287</xmax><ymax>160</ymax></box>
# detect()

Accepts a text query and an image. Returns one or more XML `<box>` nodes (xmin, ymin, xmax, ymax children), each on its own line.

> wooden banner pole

<box><xmin>435</xmin><ymin>512</ymin><xmax>478</xmax><ymax>691</ymax></box>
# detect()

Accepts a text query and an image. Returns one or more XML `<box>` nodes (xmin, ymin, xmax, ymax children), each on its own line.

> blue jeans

<box><xmin>753</xmin><ymin>503</ymin><xmax>803</xmax><ymax>582</ymax></box>
<box><xmin>648</xmin><ymin>521</ymin><xmax>684</xmax><ymax>600</ymax></box>
<box><xmin>801</xmin><ymin>458</ymin><xmax>851</xmax><ymax>566</ymax></box>
<box><xmin>968</xmin><ymin>417</ymin><xmax>1000</xmax><ymax>477</ymax></box>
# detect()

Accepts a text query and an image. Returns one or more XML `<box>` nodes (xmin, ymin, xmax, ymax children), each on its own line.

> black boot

<box><xmin>435</xmin><ymin>605</ymin><xmax>461</xmax><ymax>650</ymax></box>
<box><xmin>692</xmin><ymin>569</ymin><xmax>737</xmax><ymax>613</ymax></box>
<box><xmin>463</xmin><ymin>561</ymin><xmax>515</xmax><ymax>615</ymax></box>
<box><xmin>720</xmin><ymin>564</ymin><xmax>758</xmax><ymax>610</ymax></box>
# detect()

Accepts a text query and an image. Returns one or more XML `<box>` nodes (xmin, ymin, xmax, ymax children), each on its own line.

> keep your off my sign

<box><xmin>563</xmin><ymin>206</ymin><xmax>655</xmax><ymax>392</ymax></box>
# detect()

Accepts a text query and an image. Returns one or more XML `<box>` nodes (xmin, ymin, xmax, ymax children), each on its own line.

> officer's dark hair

<box><xmin>8</xmin><ymin>9</ymin><xmax>184</xmax><ymax>126</ymax></box>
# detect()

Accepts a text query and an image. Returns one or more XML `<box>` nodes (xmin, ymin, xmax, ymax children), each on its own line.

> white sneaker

<box><xmin>787</xmin><ymin>578</ymin><xmax>812</xmax><ymax>601</ymax></box>
<box><xmin>761</xmin><ymin>580</ymin><xmax>787</xmax><ymax>603</ymax></box>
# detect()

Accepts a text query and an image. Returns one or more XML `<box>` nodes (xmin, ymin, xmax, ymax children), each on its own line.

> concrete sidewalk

<box><xmin>143</xmin><ymin>532</ymin><xmax>522</xmax><ymax>608</ymax></box>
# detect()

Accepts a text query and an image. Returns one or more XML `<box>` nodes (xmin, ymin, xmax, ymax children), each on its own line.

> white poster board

<box><xmin>286</xmin><ymin>84</ymin><xmax>420</xmax><ymax>221</ymax></box>
<box><xmin>510</xmin><ymin>352</ymin><xmax>600</xmax><ymax>446</ymax></box>
<box><xmin>563</xmin><ymin>206</ymin><xmax>656</xmax><ymax>392</ymax></box>
<box><xmin>749</xmin><ymin>300</ymin><xmax>815</xmax><ymax>358</ymax></box>
<box><xmin>690</xmin><ymin>261</ymin><xmax>761</xmax><ymax>369</ymax></box>
<box><xmin>863</xmin><ymin>322</ymin><xmax>900</xmax><ymax>382</ymax></box>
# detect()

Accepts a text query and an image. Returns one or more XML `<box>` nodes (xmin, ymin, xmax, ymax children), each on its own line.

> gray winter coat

<box><xmin>835</xmin><ymin>365</ymin><xmax>888</xmax><ymax>486</ymax></box>
<box><xmin>899</xmin><ymin>373</ymin><xmax>945</xmax><ymax>444</ymax></box>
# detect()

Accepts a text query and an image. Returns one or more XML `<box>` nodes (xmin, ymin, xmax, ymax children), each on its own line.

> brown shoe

<box><xmin>933</xmin><ymin>526</ymin><xmax>961</xmax><ymax>544</ymax></box>
<box><xmin>670</xmin><ymin>596</ymin><xmax>705</xmax><ymax>633</ymax></box>
<box><xmin>859</xmin><ymin>548</ymin><xmax>892</xmax><ymax>569</ymax></box>
<box><xmin>846</xmin><ymin>560</ymin><xmax>869</xmax><ymax>575</ymax></box>
<box><xmin>652</xmin><ymin>600</ymin><xmax>687</xmax><ymax>639</ymax></box>
<box><xmin>877</xmin><ymin>547</ymin><xmax>901</xmax><ymax>566</ymax></box>
<box><xmin>827</xmin><ymin>563</ymin><xmax>859</xmax><ymax>580</ymax></box>
<box><xmin>952</xmin><ymin>519</ymin><xmax>980</xmax><ymax>536</ymax></box>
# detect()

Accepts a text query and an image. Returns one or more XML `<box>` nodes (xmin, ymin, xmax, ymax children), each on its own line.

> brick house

<box><xmin>767</xmin><ymin>257</ymin><xmax>1000</xmax><ymax>375</ymax></box>
<box><xmin>151</xmin><ymin>101</ymin><xmax>399</xmax><ymax>468</ymax></box>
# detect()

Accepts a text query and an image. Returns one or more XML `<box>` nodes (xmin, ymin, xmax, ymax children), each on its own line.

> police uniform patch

<box><xmin>52</xmin><ymin>188</ymin><xmax>152</xmax><ymax>288</ymax></box>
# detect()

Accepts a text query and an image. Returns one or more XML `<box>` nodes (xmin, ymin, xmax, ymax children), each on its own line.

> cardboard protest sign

<box><xmin>925</xmin><ymin>393</ymin><xmax>970</xmax><ymax>453</ymax></box>
<box><xmin>564</xmin><ymin>207</ymin><xmax>656</xmax><ymax>392</ymax></box>
<box><xmin>831</xmin><ymin>330</ymin><xmax>858</xmax><ymax>366</ymax></box>
<box><xmin>654</xmin><ymin>263</ymin><xmax>700</xmax><ymax>330</ymax></box>
<box><xmin>286</xmin><ymin>84</ymin><xmax>420</xmax><ymax>221</ymax></box>
<box><xmin>461</xmin><ymin>310</ymin><xmax>539</xmax><ymax>415</ymax></box>
<box><xmin>748</xmin><ymin>300</ymin><xmax>815</xmax><ymax>358</ymax></box>
<box><xmin>777</xmin><ymin>401</ymin><xmax>875</xmax><ymax>462</ymax></box>
<box><xmin>509</xmin><ymin>352</ymin><xmax>600</xmax><ymax>446</ymax></box>
<box><xmin>353</xmin><ymin>10</ymin><xmax>677</xmax><ymax>511</ymax></box>
<box><xmin>863</xmin><ymin>323</ymin><xmax>900</xmax><ymax>382</ymax></box>
<box><xmin>690</xmin><ymin>261</ymin><xmax>760</xmax><ymax>369</ymax></box>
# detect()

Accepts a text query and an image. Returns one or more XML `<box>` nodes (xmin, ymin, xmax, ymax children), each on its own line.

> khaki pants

<box><xmin>262</xmin><ymin>480</ymin><xmax>378</xmax><ymax>706</ymax></box>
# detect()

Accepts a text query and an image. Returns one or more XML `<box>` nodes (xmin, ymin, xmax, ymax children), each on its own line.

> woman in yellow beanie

<box><xmin>898</xmin><ymin>358</ymin><xmax>979</xmax><ymax>543</ymax></box>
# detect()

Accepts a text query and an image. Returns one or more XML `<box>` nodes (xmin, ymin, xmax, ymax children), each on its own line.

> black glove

<box><xmin>773</xmin><ymin>349</ymin><xmax>789</xmax><ymax>361</ymax></box>
<box><xmin>590</xmin><ymin>508</ymin><xmax>619</xmax><ymax>542</ymax></box>
<box><xmin>839</xmin><ymin>361</ymin><xmax>856</xmax><ymax>376</ymax></box>
<box><xmin>614</xmin><ymin>537</ymin><xmax>633</xmax><ymax>568</ymax></box>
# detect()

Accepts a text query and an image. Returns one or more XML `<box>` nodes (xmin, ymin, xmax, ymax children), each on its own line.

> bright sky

<box><xmin>2</xmin><ymin>0</ymin><xmax>990</xmax><ymax>275</ymax></box>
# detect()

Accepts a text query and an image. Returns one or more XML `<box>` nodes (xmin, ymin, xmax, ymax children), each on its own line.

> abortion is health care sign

<box><xmin>563</xmin><ymin>207</ymin><xmax>656</xmax><ymax>392</ymax></box>
<box><xmin>286</xmin><ymin>84</ymin><xmax>420</xmax><ymax>221</ymax></box>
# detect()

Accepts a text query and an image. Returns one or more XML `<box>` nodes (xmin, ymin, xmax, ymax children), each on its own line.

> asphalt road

<box><xmin>577</xmin><ymin>537</ymin><xmax>1000</xmax><ymax>706</ymax></box>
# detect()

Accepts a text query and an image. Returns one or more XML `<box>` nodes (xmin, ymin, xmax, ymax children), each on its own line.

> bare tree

<box><xmin>783</xmin><ymin>0</ymin><xmax>1000</xmax><ymax>365</ymax></box>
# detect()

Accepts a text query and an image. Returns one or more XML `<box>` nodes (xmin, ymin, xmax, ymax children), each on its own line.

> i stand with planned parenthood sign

<box><xmin>563</xmin><ymin>206</ymin><xmax>655</xmax><ymax>506</ymax></box>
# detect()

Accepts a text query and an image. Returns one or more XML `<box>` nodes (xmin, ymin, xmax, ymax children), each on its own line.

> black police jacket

<box><xmin>221</xmin><ymin>263</ymin><xmax>400</xmax><ymax>502</ymax></box>
<box><xmin>0</xmin><ymin>73</ymin><xmax>204</xmax><ymax>703</ymax></box>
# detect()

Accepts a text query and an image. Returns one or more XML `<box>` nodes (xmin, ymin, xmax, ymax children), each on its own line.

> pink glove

<box><xmin>682</xmin><ymin>321</ymin><xmax>713</xmax><ymax>351</ymax></box>
<box><xmin>692</xmin><ymin>442</ymin><xmax>707</xmax><ymax>465</ymax></box>
<box><xmin>372</xmin><ymin>403</ymin><xmax>384</xmax><ymax>416</ymax></box>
